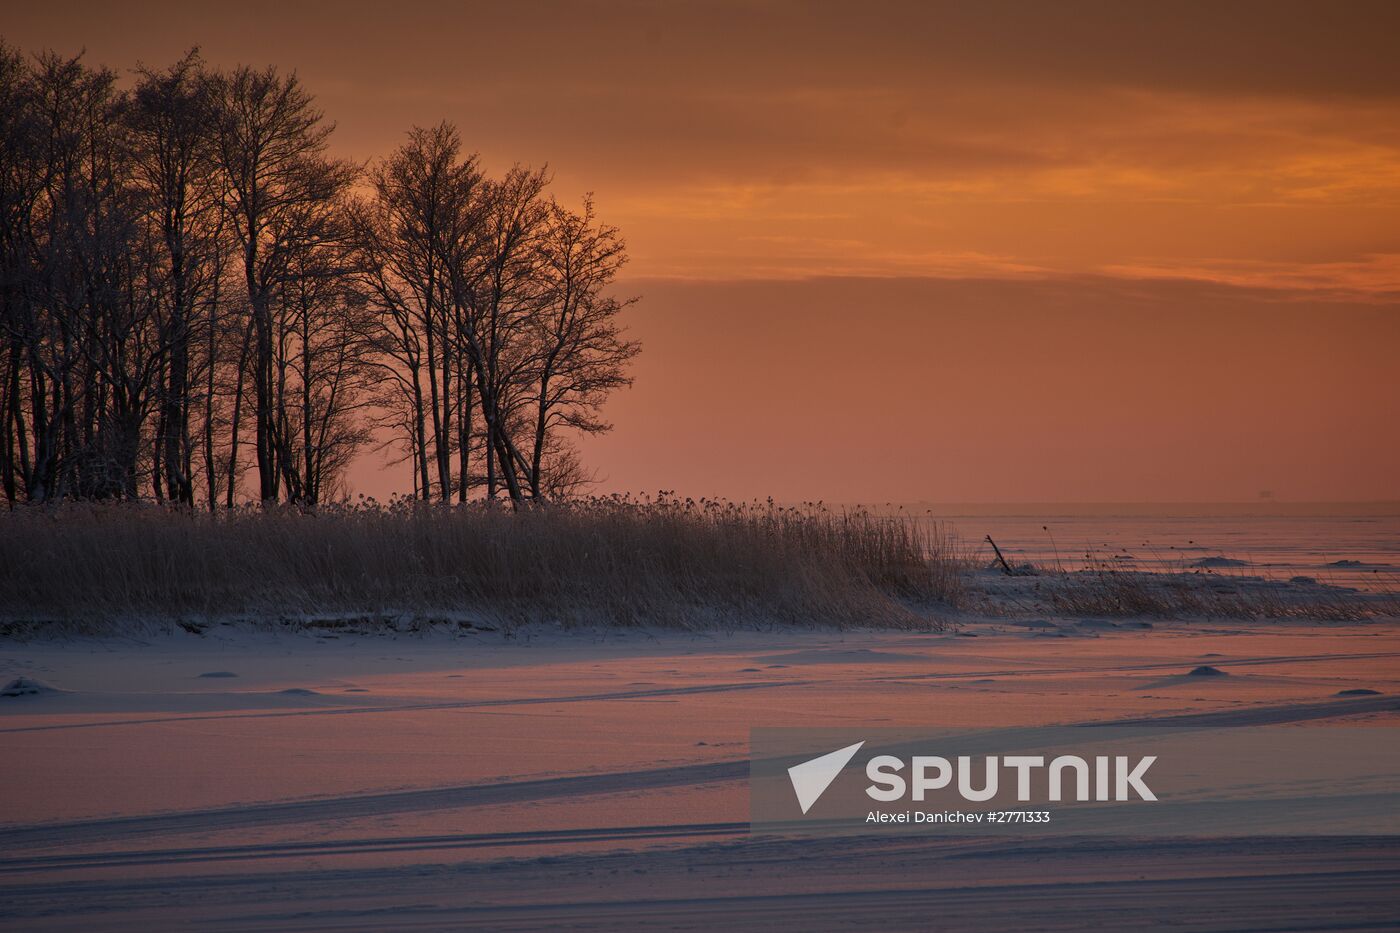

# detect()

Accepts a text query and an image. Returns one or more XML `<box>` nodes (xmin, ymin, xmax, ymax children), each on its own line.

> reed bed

<box><xmin>1038</xmin><ymin>558</ymin><xmax>1396</xmax><ymax>622</ymax></box>
<box><xmin>0</xmin><ymin>496</ymin><xmax>967</xmax><ymax>633</ymax></box>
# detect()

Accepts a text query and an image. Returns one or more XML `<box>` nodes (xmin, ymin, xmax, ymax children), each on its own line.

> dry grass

<box><xmin>0</xmin><ymin>496</ymin><xmax>967</xmax><ymax>634</ymax></box>
<box><xmin>1037</xmin><ymin>559</ymin><xmax>1395</xmax><ymax>622</ymax></box>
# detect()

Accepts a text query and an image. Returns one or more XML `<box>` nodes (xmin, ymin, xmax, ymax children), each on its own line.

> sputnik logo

<box><xmin>788</xmin><ymin>741</ymin><xmax>865</xmax><ymax>814</ymax></box>
<box><xmin>786</xmin><ymin>741</ymin><xmax>1159</xmax><ymax>814</ymax></box>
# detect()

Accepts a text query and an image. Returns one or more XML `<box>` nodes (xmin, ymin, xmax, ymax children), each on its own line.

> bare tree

<box><xmin>354</xmin><ymin>124</ymin><xmax>483</xmax><ymax>502</ymax></box>
<box><xmin>22</xmin><ymin>51</ymin><xmax>148</xmax><ymax>500</ymax></box>
<box><xmin>445</xmin><ymin>164</ymin><xmax>551</xmax><ymax>505</ymax></box>
<box><xmin>207</xmin><ymin>64</ymin><xmax>355</xmax><ymax>503</ymax></box>
<box><xmin>526</xmin><ymin>195</ymin><xmax>638</xmax><ymax>498</ymax></box>
<box><xmin>271</xmin><ymin>194</ymin><xmax>373</xmax><ymax>504</ymax></box>
<box><xmin>0</xmin><ymin>41</ymin><xmax>42</xmax><ymax>503</ymax></box>
<box><xmin>126</xmin><ymin>50</ymin><xmax>221</xmax><ymax>505</ymax></box>
<box><xmin>0</xmin><ymin>46</ymin><xmax>639</xmax><ymax>508</ymax></box>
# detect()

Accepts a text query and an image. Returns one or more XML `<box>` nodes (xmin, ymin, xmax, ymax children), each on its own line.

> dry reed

<box><xmin>1038</xmin><ymin>558</ymin><xmax>1395</xmax><ymax>622</ymax></box>
<box><xmin>0</xmin><ymin>495</ymin><xmax>966</xmax><ymax>634</ymax></box>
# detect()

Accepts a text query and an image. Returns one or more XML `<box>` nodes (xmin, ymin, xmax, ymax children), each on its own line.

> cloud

<box><xmin>10</xmin><ymin>2</ymin><xmax>1400</xmax><ymax>294</ymax></box>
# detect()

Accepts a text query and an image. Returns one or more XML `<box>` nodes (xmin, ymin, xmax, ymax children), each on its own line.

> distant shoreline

<box><xmin>878</xmin><ymin>501</ymin><xmax>1400</xmax><ymax>518</ymax></box>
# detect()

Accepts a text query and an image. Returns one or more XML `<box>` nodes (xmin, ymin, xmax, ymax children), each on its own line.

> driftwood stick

<box><xmin>986</xmin><ymin>534</ymin><xmax>1014</xmax><ymax>575</ymax></box>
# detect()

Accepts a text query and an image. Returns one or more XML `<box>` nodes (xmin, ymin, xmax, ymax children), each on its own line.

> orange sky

<box><xmin>8</xmin><ymin>1</ymin><xmax>1399</xmax><ymax>501</ymax></box>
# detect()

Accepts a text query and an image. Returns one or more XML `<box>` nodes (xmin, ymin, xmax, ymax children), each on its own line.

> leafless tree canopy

<box><xmin>0</xmin><ymin>42</ymin><xmax>639</xmax><ymax>508</ymax></box>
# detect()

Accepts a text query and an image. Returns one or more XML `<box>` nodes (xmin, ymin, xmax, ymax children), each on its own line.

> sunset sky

<box><xmin>9</xmin><ymin>1</ymin><xmax>1399</xmax><ymax>502</ymax></box>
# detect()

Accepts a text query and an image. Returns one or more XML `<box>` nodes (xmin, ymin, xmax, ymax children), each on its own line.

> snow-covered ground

<box><xmin>3</xmin><ymin>616</ymin><xmax>1399</xmax><ymax>930</ymax></box>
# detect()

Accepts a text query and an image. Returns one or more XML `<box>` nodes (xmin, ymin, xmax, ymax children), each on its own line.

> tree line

<box><xmin>0</xmin><ymin>43</ymin><xmax>638</xmax><ymax>508</ymax></box>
